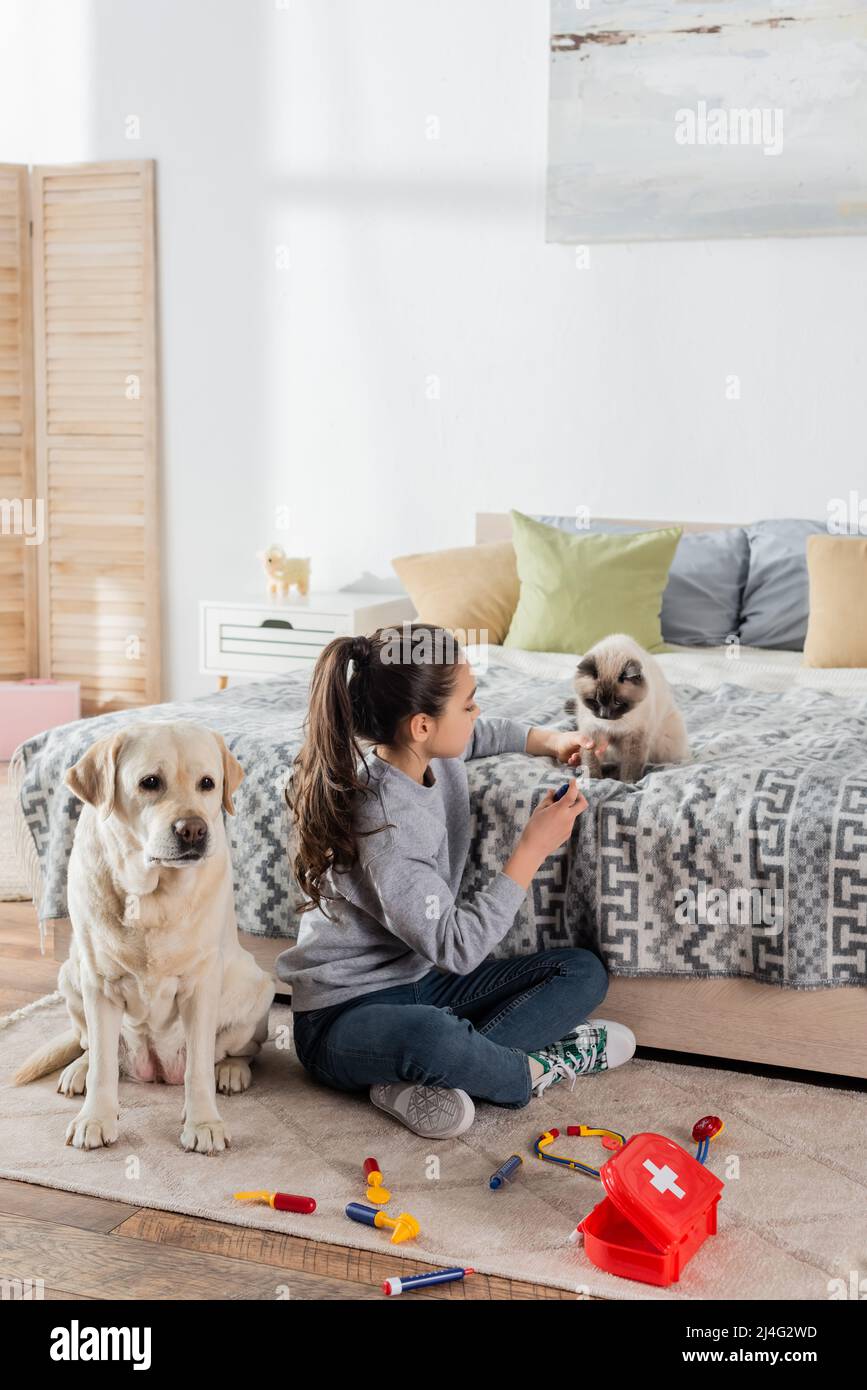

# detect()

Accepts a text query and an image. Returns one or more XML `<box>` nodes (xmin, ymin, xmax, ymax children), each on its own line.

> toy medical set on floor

<box><xmin>233</xmin><ymin>1116</ymin><xmax>725</xmax><ymax>1294</ymax></box>
<box><xmin>520</xmin><ymin>1114</ymin><xmax>726</xmax><ymax>1287</ymax></box>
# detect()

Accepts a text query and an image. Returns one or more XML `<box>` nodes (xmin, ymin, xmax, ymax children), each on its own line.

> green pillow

<box><xmin>503</xmin><ymin>510</ymin><xmax>682</xmax><ymax>653</ymax></box>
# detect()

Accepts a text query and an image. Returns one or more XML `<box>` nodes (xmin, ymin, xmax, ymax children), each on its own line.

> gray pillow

<box><xmin>738</xmin><ymin>518</ymin><xmax>827</xmax><ymax>650</ymax></box>
<box><xmin>532</xmin><ymin>515</ymin><xmax>749</xmax><ymax>647</ymax></box>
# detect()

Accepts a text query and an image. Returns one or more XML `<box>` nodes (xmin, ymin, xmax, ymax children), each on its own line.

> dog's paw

<box><xmin>65</xmin><ymin>1107</ymin><xmax>118</xmax><ymax>1149</ymax></box>
<box><xmin>58</xmin><ymin>1055</ymin><xmax>89</xmax><ymax>1097</ymax></box>
<box><xmin>180</xmin><ymin>1117</ymin><xmax>230</xmax><ymax>1154</ymax></box>
<box><xmin>215</xmin><ymin>1058</ymin><xmax>252</xmax><ymax>1095</ymax></box>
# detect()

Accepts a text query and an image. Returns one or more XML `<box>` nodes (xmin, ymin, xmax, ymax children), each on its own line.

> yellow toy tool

<box><xmin>345</xmin><ymin>1202</ymin><xmax>419</xmax><ymax>1244</ymax></box>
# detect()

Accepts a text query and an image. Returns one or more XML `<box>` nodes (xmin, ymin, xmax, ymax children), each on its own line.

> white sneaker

<box><xmin>529</xmin><ymin>1019</ymin><xmax>637</xmax><ymax>1096</ymax></box>
<box><xmin>369</xmin><ymin>1082</ymin><xmax>475</xmax><ymax>1139</ymax></box>
<box><xmin>581</xmin><ymin>1018</ymin><xmax>636</xmax><ymax>1069</ymax></box>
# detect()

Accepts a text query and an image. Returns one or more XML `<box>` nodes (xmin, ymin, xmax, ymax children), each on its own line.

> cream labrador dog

<box><xmin>13</xmin><ymin>720</ymin><xmax>275</xmax><ymax>1154</ymax></box>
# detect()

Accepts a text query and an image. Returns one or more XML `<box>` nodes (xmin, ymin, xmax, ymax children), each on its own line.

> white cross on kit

<box><xmin>642</xmin><ymin>1159</ymin><xmax>686</xmax><ymax>1199</ymax></box>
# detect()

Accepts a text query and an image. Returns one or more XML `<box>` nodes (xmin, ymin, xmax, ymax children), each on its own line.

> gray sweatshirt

<box><xmin>276</xmin><ymin>716</ymin><xmax>532</xmax><ymax>1012</ymax></box>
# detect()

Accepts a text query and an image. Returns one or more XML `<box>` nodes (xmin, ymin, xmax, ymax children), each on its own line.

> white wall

<box><xmin>2</xmin><ymin>0</ymin><xmax>866</xmax><ymax>700</ymax></box>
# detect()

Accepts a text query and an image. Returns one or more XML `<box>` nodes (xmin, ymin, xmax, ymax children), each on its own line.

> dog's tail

<box><xmin>12</xmin><ymin>1030</ymin><xmax>82</xmax><ymax>1086</ymax></box>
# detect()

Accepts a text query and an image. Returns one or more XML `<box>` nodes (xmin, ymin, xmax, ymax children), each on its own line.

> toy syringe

<box><xmin>489</xmin><ymin>1154</ymin><xmax>524</xmax><ymax>1189</ymax></box>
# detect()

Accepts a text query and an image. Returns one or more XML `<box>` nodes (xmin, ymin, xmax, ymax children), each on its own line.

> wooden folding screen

<box><xmin>30</xmin><ymin>160</ymin><xmax>159</xmax><ymax>714</ymax></box>
<box><xmin>0</xmin><ymin>165</ymin><xmax>37</xmax><ymax>682</ymax></box>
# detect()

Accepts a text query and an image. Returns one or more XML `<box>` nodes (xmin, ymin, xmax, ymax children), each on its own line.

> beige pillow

<box><xmin>391</xmin><ymin>541</ymin><xmax>519</xmax><ymax>645</ymax></box>
<box><xmin>803</xmin><ymin>535</ymin><xmax>867</xmax><ymax>667</ymax></box>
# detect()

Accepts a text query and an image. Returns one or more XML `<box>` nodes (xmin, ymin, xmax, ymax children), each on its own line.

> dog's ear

<box><xmin>213</xmin><ymin>732</ymin><xmax>245</xmax><ymax>815</ymax></box>
<box><xmin>65</xmin><ymin>731</ymin><xmax>125</xmax><ymax>820</ymax></box>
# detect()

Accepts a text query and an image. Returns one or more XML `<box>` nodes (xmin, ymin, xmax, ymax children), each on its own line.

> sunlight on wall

<box><xmin>0</xmin><ymin>0</ymin><xmax>91</xmax><ymax>162</ymax></box>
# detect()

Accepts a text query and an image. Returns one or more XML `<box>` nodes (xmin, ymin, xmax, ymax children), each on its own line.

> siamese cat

<box><xmin>565</xmin><ymin>633</ymin><xmax>689</xmax><ymax>782</ymax></box>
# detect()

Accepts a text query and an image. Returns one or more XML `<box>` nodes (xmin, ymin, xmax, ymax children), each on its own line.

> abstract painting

<box><xmin>547</xmin><ymin>0</ymin><xmax>867</xmax><ymax>241</ymax></box>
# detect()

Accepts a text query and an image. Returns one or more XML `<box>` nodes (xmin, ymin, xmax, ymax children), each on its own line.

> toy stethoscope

<box><xmin>534</xmin><ymin>1116</ymin><xmax>724</xmax><ymax>1180</ymax></box>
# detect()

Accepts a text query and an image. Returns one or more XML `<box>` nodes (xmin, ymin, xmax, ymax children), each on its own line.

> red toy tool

<box><xmin>234</xmin><ymin>1190</ymin><xmax>316</xmax><ymax>1214</ymax></box>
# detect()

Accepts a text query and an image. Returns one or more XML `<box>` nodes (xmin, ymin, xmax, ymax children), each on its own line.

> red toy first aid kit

<box><xmin>577</xmin><ymin>1131</ymin><xmax>724</xmax><ymax>1286</ymax></box>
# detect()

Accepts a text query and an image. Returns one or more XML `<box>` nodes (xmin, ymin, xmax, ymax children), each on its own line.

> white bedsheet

<box><xmin>467</xmin><ymin>643</ymin><xmax>867</xmax><ymax>697</ymax></box>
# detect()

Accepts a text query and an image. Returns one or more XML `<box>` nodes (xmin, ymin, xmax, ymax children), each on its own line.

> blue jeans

<box><xmin>291</xmin><ymin>947</ymin><xmax>609</xmax><ymax>1109</ymax></box>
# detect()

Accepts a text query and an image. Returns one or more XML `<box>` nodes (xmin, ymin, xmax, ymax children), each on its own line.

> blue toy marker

<box><xmin>382</xmin><ymin>1267</ymin><xmax>474</xmax><ymax>1296</ymax></box>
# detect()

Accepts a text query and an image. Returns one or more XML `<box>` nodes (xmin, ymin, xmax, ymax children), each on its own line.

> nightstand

<box><xmin>199</xmin><ymin>592</ymin><xmax>416</xmax><ymax>688</ymax></box>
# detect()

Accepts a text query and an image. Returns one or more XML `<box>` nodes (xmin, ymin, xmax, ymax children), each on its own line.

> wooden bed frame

<box><xmin>470</xmin><ymin>511</ymin><xmax>867</xmax><ymax>1082</ymax></box>
<box><xmin>35</xmin><ymin>510</ymin><xmax>867</xmax><ymax>1082</ymax></box>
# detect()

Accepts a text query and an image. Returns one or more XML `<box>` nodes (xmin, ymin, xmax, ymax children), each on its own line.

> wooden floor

<box><xmin>0</xmin><ymin>765</ymin><xmax>576</xmax><ymax>1302</ymax></box>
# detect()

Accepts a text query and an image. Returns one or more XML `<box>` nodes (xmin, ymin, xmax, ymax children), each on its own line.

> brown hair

<box><xmin>287</xmin><ymin>623</ymin><xmax>463</xmax><ymax>917</ymax></box>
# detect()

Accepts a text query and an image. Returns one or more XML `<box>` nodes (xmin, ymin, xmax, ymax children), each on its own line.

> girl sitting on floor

<box><xmin>277</xmin><ymin>623</ymin><xmax>635</xmax><ymax>1139</ymax></box>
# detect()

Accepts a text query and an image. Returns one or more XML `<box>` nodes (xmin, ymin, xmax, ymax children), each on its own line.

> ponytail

<box><xmin>287</xmin><ymin>623</ymin><xmax>461</xmax><ymax>917</ymax></box>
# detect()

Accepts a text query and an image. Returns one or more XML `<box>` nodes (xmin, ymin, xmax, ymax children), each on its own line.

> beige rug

<box><xmin>0</xmin><ymin>781</ymin><xmax>29</xmax><ymax>901</ymax></box>
<box><xmin>2</xmin><ymin>994</ymin><xmax>865</xmax><ymax>1300</ymax></box>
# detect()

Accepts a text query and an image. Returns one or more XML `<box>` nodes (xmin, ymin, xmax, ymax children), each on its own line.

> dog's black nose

<box><xmin>173</xmin><ymin>817</ymin><xmax>207</xmax><ymax>846</ymax></box>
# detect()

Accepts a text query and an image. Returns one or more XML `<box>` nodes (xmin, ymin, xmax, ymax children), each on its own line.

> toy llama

<box><xmin>259</xmin><ymin>546</ymin><xmax>311</xmax><ymax>599</ymax></box>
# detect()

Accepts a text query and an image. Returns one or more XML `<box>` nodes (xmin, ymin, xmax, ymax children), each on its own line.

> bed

<box><xmin>9</xmin><ymin>514</ymin><xmax>867</xmax><ymax>1081</ymax></box>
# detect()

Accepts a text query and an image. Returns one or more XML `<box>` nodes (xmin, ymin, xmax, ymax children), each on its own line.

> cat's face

<box><xmin>575</xmin><ymin>652</ymin><xmax>647</xmax><ymax>722</ymax></box>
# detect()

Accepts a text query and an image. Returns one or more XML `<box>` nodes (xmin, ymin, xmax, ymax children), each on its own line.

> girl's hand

<box><xmin>503</xmin><ymin>778</ymin><xmax>589</xmax><ymax>889</ymax></box>
<box><xmin>520</xmin><ymin>780</ymin><xmax>588</xmax><ymax>860</ymax></box>
<box><xmin>549</xmin><ymin>731</ymin><xmax>609</xmax><ymax>766</ymax></box>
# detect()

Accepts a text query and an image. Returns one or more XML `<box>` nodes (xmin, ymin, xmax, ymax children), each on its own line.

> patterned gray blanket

<box><xmin>11</xmin><ymin>665</ymin><xmax>867</xmax><ymax>989</ymax></box>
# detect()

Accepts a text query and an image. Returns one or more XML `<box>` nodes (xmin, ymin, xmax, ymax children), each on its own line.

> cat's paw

<box><xmin>619</xmin><ymin>765</ymin><xmax>646</xmax><ymax>784</ymax></box>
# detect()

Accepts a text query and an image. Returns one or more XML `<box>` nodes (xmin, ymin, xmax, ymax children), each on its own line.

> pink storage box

<box><xmin>0</xmin><ymin>679</ymin><xmax>82</xmax><ymax>758</ymax></box>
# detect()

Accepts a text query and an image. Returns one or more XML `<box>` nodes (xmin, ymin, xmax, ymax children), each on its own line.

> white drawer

<box><xmin>199</xmin><ymin>594</ymin><xmax>416</xmax><ymax>680</ymax></box>
<box><xmin>202</xmin><ymin>605</ymin><xmax>350</xmax><ymax>675</ymax></box>
<box><xmin>219</xmin><ymin>629</ymin><xmax>329</xmax><ymax>656</ymax></box>
<box><xmin>214</xmin><ymin>604</ymin><xmax>347</xmax><ymax>636</ymax></box>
